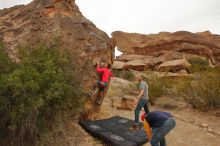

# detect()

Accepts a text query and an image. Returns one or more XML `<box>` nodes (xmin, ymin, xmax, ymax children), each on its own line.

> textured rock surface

<box><xmin>112</xmin><ymin>31</ymin><xmax>220</xmax><ymax>71</ymax></box>
<box><xmin>112</xmin><ymin>61</ymin><xmax>125</xmax><ymax>70</ymax></box>
<box><xmin>158</xmin><ymin>59</ymin><xmax>191</xmax><ymax>72</ymax></box>
<box><xmin>0</xmin><ymin>0</ymin><xmax>114</xmax><ymax>120</ymax></box>
<box><xmin>125</xmin><ymin>59</ymin><xmax>146</xmax><ymax>71</ymax></box>
<box><xmin>112</xmin><ymin>95</ymin><xmax>137</xmax><ymax>110</ymax></box>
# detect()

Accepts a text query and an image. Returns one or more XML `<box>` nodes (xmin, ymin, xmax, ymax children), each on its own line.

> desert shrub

<box><xmin>188</xmin><ymin>56</ymin><xmax>209</xmax><ymax>66</ymax></box>
<box><xmin>124</xmin><ymin>70</ymin><xmax>136</xmax><ymax>81</ymax></box>
<box><xmin>187</xmin><ymin>57</ymin><xmax>211</xmax><ymax>73</ymax></box>
<box><xmin>141</xmin><ymin>72</ymin><xmax>190</xmax><ymax>104</ymax></box>
<box><xmin>0</xmin><ymin>42</ymin><xmax>15</xmax><ymax>73</ymax></box>
<box><xmin>0</xmin><ymin>43</ymin><xmax>84</xmax><ymax>145</ymax></box>
<box><xmin>142</xmin><ymin>74</ymin><xmax>166</xmax><ymax>104</ymax></box>
<box><xmin>180</xmin><ymin>71</ymin><xmax>220</xmax><ymax>111</ymax></box>
<box><xmin>112</xmin><ymin>70</ymin><xmax>135</xmax><ymax>81</ymax></box>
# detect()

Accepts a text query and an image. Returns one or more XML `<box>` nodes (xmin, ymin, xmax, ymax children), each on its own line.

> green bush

<box><xmin>0</xmin><ymin>43</ymin><xmax>84</xmax><ymax>145</ymax></box>
<box><xmin>180</xmin><ymin>71</ymin><xmax>220</xmax><ymax>111</ymax></box>
<box><xmin>112</xmin><ymin>70</ymin><xmax>135</xmax><ymax>81</ymax></box>
<box><xmin>142</xmin><ymin>74</ymin><xmax>166</xmax><ymax>104</ymax></box>
<box><xmin>141</xmin><ymin>72</ymin><xmax>190</xmax><ymax>104</ymax></box>
<box><xmin>124</xmin><ymin>70</ymin><xmax>135</xmax><ymax>81</ymax></box>
<box><xmin>188</xmin><ymin>56</ymin><xmax>209</xmax><ymax>66</ymax></box>
<box><xmin>142</xmin><ymin>69</ymin><xmax>220</xmax><ymax>110</ymax></box>
<box><xmin>187</xmin><ymin>57</ymin><xmax>211</xmax><ymax>73</ymax></box>
<box><xmin>0</xmin><ymin>42</ymin><xmax>15</xmax><ymax>73</ymax></box>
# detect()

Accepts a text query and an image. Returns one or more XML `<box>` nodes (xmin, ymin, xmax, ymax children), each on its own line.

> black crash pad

<box><xmin>79</xmin><ymin>116</ymin><xmax>148</xmax><ymax>146</ymax></box>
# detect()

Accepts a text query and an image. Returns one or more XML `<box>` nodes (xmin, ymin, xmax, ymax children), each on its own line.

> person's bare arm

<box><xmin>96</xmin><ymin>62</ymin><xmax>104</xmax><ymax>73</ymax></box>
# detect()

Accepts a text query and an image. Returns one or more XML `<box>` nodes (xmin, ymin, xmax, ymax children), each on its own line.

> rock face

<box><xmin>0</xmin><ymin>0</ymin><xmax>114</xmax><ymax>120</ymax></box>
<box><xmin>112</xmin><ymin>61</ymin><xmax>125</xmax><ymax>70</ymax></box>
<box><xmin>158</xmin><ymin>59</ymin><xmax>191</xmax><ymax>72</ymax></box>
<box><xmin>112</xmin><ymin>31</ymin><xmax>220</xmax><ymax>71</ymax></box>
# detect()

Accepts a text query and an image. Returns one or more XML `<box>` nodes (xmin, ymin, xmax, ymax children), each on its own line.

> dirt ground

<box><xmin>77</xmin><ymin>77</ymin><xmax>220</xmax><ymax>146</ymax></box>
<box><xmin>78</xmin><ymin>95</ymin><xmax>220</xmax><ymax>146</ymax></box>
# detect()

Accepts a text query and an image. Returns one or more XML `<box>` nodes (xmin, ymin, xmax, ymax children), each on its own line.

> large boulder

<box><xmin>125</xmin><ymin>59</ymin><xmax>146</xmax><ymax>71</ymax></box>
<box><xmin>158</xmin><ymin>59</ymin><xmax>191</xmax><ymax>72</ymax></box>
<box><xmin>0</xmin><ymin>0</ymin><xmax>114</xmax><ymax>120</ymax></box>
<box><xmin>112</xmin><ymin>31</ymin><xmax>220</xmax><ymax>66</ymax></box>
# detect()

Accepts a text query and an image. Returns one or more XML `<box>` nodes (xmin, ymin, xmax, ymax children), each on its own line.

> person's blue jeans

<box><xmin>150</xmin><ymin>117</ymin><xmax>176</xmax><ymax>146</ymax></box>
<box><xmin>135</xmin><ymin>98</ymin><xmax>149</xmax><ymax>124</ymax></box>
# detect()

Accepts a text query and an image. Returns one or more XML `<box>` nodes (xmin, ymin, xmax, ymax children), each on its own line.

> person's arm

<box><xmin>136</xmin><ymin>89</ymin><xmax>144</xmax><ymax>100</ymax></box>
<box><xmin>96</xmin><ymin>63</ymin><xmax>104</xmax><ymax>73</ymax></box>
<box><xmin>143</xmin><ymin>119</ymin><xmax>152</xmax><ymax>141</ymax></box>
<box><xmin>109</xmin><ymin>71</ymin><xmax>113</xmax><ymax>77</ymax></box>
<box><xmin>136</xmin><ymin>82</ymin><xmax>144</xmax><ymax>100</ymax></box>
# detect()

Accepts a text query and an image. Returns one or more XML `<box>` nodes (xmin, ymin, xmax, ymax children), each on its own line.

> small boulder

<box><xmin>158</xmin><ymin>59</ymin><xmax>191</xmax><ymax>72</ymax></box>
<box><xmin>121</xmin><ymin>95</ymin><xmax>137</xmax><ymax>110</ymax></box>
<box><xmin>112</xmin><ymin>95</ymin><xmax>137</xmax><ymax>110</ymax></box>
<box><xmin>112</xmin><ymin>96</ymin><xmax>122</xmax><ymax>109</ymax></box>
<box><xmin>201</xmin><ymin>123</ymin><xmax>208</xmax><ymax>129</ymax></box>
<box><xmin>178</xmin><ymin>69</ymin><xmax>188</xmax><ymax>74</ymax></box>
<box><xmin>125</xmin><ymin>60</ymin><xmax>146</xmax><ymax>71</ymax></box>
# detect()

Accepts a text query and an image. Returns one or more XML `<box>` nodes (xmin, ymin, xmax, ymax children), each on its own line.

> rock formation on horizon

<box><xmin>0</xmin><ymin>0</ymin><xmax>114</xmax><ymax>119</ymax></box>
<box><xmin>112</xmin><ymin>31</ymin><xmax>220</xmax><ymax>72</ymax></box>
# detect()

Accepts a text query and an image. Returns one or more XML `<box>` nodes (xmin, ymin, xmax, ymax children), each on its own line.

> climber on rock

<box><xmin>141</xmin><ymin>111</ymin><xmax>176</xmax><ymax>146</ymax></box>
<box><xmin>95</xmin><ymin>62</ymin><xmax>113</xmax><ymax>104</ymax></box>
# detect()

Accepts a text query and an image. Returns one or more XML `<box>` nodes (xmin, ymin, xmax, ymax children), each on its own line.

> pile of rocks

<box><xmin>112</xmin><ymin>31</ymin><xmax>220</xmax><ymax>73</ymax></box>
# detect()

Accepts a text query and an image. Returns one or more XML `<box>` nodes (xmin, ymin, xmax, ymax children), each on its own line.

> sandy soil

<box><xmin>78</xmin><ymin>96</ymin><xmax>220</xmax><ymax>146</ymax></box>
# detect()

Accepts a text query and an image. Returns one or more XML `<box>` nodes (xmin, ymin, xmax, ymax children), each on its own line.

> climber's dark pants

<box><xmin>96</xmin><ymin>80</ymin><xmax>108</xmax><ymax>92</ymax></box>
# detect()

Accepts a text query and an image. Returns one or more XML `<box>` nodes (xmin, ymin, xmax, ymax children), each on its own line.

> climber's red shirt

<box><xmin>96</xmin><ymin>64</ymin><xmax>113</xmax><ymax>82</ymax></box>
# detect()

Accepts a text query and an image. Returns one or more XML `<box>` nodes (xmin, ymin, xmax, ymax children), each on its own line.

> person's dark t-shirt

<box><xmin>145</xmin><ymin>111</ymin><xmax>172</xmax><ymax>127</ymax></box>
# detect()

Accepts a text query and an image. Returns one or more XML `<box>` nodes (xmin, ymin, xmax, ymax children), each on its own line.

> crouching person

<box><xmin>141</xmin><ymin>111</ymin><xmax>176</xmax><ymax>146</ymax></box>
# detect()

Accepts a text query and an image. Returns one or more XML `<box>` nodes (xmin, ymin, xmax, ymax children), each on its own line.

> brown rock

<box><xmin>201</xmin><ymin>123</ymin><xmax>208</xmax><ymax>129</ymax></box>
<box><xmin>121</xmin><ymin>95</ymin><xmax>137</xmax><ymax>110</ymax></box>
<box><xmin>116</xmin><ymin>54</ymin><xmax>151</xmax><ymax>61</ymax></box>
<box><xmin>178</xmin><ymin>69</ymin><xmax>188</xmax><ymax>74</ymax></box>
<box><xmin>145</xmin><ymin>56</ymin><xmax>167</xmax><ymax>69</ymax></box>
<box><xmin>0</xmin><ymin>0</ymin><xmax>114</xmax><ymax>120</ymax></box>
<box><xmin>112</xmin><ymin>31</ymin><xmax>220</xmax><ymax>65</ymax></box>
<box><xmin>112</xmin><ymin>95</ymin><xmax>137</xmax><ymax>110</ymax></box>
<box><xmin>158</xmin><ymin>59</ymin><xmax>191</xmax><ymax>72</ymax></box>
<box><xmin>112</xmin><ymin>96</ymin><xmax>122</xmax><ymax>109</ymax></box>
<box><xmin>125</xmin><ymin>59</ymin><xmax>146</xmax><ymax>71</ymax></box>
<box><xmin>112</xmin><ymin>61</ymin><xmax>125</xmax><ymax>70</ymax></box>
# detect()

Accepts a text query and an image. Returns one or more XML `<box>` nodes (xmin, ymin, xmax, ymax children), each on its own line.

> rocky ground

<box><xmin>78</xmin><ymin>77</ymin><xmax>220</xmax><ymax>146</ymax></box>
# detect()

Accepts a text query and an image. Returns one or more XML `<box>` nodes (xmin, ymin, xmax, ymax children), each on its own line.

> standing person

<box><xmin>141</xmin><ymin>111</ymin><xmax>176</xmax><ymax>146</ymax></box>
<box><xmin>130</xmin><ymin>75</ymin><xmax>149</xmax><ymax>130</ymax></box>
<box><xmin>95</xmin><ymin>62</ymin><xmax>113</xmax><ymax>103</ymax></box>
